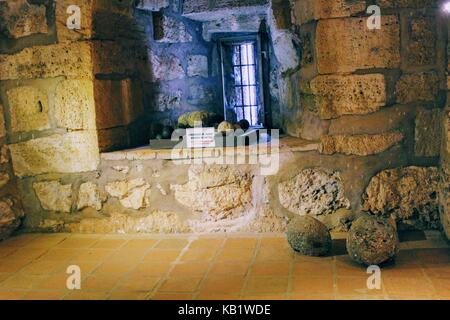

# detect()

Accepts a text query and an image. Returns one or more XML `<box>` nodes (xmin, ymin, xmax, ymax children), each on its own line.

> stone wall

<box><xmin>0</xmin><ymin>0</ymin><xmax>447</xmax><ymax>238</ymax></box>
<box><xmin>439</xmin><ymin>21</ymin><xmax>450</xmax><ymax>238</ymax></box>
<box><xmin>135</xmin><ymin>1</ymin><xmax>223</xmax><ymax>130</ymax></box>
<box><xmin>283</xmin><ymin>0</ymin><xmax>448</xmax><ymax>232</ymax></box>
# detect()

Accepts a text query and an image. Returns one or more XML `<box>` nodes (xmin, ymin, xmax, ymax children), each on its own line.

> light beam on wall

<box><xmin>443</xmin><ymin>1</ymin><xmax>450</xmax><ymax>13</ymax></box>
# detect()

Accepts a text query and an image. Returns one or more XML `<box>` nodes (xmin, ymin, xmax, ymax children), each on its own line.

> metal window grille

<box><xmin>231</xmin><ymin>42</ymin><xmax>259</xmax><ymax>126</ymax></box>
<box><xmin>220</xmin><ymin>36</ymin><xmax>265</xmax><ymax>128</ymax></box>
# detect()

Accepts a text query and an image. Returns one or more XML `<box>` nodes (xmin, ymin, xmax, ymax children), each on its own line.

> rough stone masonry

<box><xmin>0</xmin><ymin>0</ymin><xmax>447</xmax><ymax>239</ymax></box>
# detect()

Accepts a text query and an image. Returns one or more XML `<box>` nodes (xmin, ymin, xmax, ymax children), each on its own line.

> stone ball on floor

<box><xmin>346</xmin><ymin>214</ymin><xmax>399</xmax><ymax>266</ymax></box>
<box><xmin>286</xmin><ymin>215</ymin><xmax>332</xmax><ymax>256</ymax></box>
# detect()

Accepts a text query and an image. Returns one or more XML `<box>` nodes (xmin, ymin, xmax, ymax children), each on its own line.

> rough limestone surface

<box><xmin>136</xmin><ymin>0</ymin><xmax>170</xmax><ymax>11</ymax></box>
<box><xmin>316</xmin><ymin>16</ymin><xmax>400</xmax><ymax>74</ymax></box>
<box><xmin>0</xmin><ymin>0</ymin><xmax>48</xmax><ymax>38</ymax></box>
<box><xmin>156</xmin><ymin>90</ymin><xmax>182</xmax><ymax>112</ymax></box>
<box><xmin>33</xmin><ymin>181</ymin><xmax>72</xmax><ymax>213</ymax></box>
<box><xmin>271</xmin><ymin>29</ymin><xmax>300</xmax><ymax>73</ymax></box>
<box><xmin>66</xmin><ymin>211</ymin><xmax>189</xmax><ymax>234</ymax></box>
<box><xmin>309</xmin><ymin>74</ymin><xmax>387</xmax><ymax>119</ymax></box>
<box><xmin>286</xmin><ymin>216</ymin><xmax>332</xmax><ymax>256</ymax></box>
<box><xmin>320</xmin><ymin>132</ymin><xmax>404</xmax><ymax>156</ymax></box>
<box><xmin>0</xmin><ymin>197</ymin><xmax>23</xmax><ymax>240</ymax></box>
<box><xmin>171</xmin><ymin>165</ymin><xmax>252</xmax><ymax>220</ymax></box>
<box><xmin>105</xmin><ymin>178</ymin><xmax>151</xmax><ymax>210</ymax></box>
<box><xmin>278</xmin><ymin>168</ymin><xmax>350</xmax><ymax>216</ymax></box>
<box><xmin>292</xmin><ymin>0</ymin><xmax>366</xmax><ymax>25</ymax></box>
<box><xmin>0</xmin><ymin>104</ymin><xmax>6</xmax><ymax>138</ymax></box>
<box><xmin>376</xmin><ymin>0</ymin><xmax>439</xmax><ymax>9</ymax></box>
<box><xmin>406</xmin><ymin>15</ymin><xmax>437</xmax><ymax>67</ymax></box>
<box><xmin>149</xmin><ymin>51</ymin><xmax>185</xmax><ymax>82</ymax></box>
<box><xmin>187</xmin><ymin>85</ymin><xmax>215</xmax><ymax>105</ymax></box>
<box><xmin>415</xmin><ymin>108</ymin><xmax>442</xmax><ymax>157</ymax></box>
<box><xmin>0</xmin><ymin>173</ymin><xmax>10</xmax><ymax>189</ymax></box>
<box><xmin>6</xmin><ymin>86</ymin><xmax>50</xmax><ymax>133</ymax></box>
<box><xmin>0</xmin><ymin>43</ymin><xmax>93</xmax><ymax>81</ymax></box>
<box><xmin>9</xmin><ymin>131</ymin><xmax>100</xmax><ymax>177</ymax></box>
<box><xmin>154</xmin><ymin>14</ymin><xmax>192</xmax><ymax>43</ymax></box>
<box><xmin>347</xmin><ymin>215</ymin><xmax>399</xmax><ymax>266</ymax></box>
<box><xmin>54</xmin><ymin>80</ymin><xmax>96</xmax><ymax>130</ymax></box>
<box><xmin>187</xmin><ymin>55</ymin><xmax>208</xmax><ymax>78</ymax></box>
<box><xmin>396</xmin><ymin>72</ymin><xmax>439</xmax><ymax>104</ymax></box>
<box><xmin>77</xmin><ymin>182</ymin><xmax>104</xmax><ymax>211</ymax></box>
<box><xmin>363</xmin><ymin>167</ymin><xmax>440</xmax><ymax>229</ymax></box>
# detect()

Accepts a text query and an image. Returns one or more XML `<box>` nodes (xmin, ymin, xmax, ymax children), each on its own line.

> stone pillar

<box><xmin>0</xmin><ymin>0</ymin><xmax>149</xmax><ymax>235</ymax></box>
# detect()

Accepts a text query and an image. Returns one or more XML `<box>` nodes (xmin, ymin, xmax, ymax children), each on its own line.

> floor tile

<box><xmin>170</xmin><ymin>262</ymin><xmax>210</xmax><ymax>277</ymax></box>
<box><xmin>244</xmin><ymin>276</ymin><xmax>289</xmax><ymax>294</ymax></box>
<box><xmin>200</xmin><ymin>275</ymin><xmax>246</xmax><ymax>294</ymax></box>
<box><xmin>158</xmin><ymin>277</ymin><xmax>202</xmax><ymax>293</ymax></box>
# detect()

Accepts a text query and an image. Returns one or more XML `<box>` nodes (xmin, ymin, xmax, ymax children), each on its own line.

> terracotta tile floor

<box><xmin>0</xmin><ymin>232</ymin><xmax>448</xmax><ymax>300</ymax></box>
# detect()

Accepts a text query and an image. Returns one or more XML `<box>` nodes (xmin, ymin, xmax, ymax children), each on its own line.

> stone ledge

<box><xmin>101</xmin><ymin>137</ymin><xmax>320</xmax><ymax>161</ymax></box>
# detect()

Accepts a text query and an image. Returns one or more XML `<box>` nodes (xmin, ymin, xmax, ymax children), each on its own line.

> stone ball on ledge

<box><xmin>286</xmin><ymin>215</ymin><xmax>332</xmax><ymax>257</ymax></box>
<box><xmin>346</xmin><ymin>214</ymin><xmax>399</xmax><ymax>266</ymax></box>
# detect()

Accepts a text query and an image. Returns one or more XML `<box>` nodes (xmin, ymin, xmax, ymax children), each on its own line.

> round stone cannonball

<box><xmin>217</xmin><ymin>121</ymin><xmax>234</xmax><ymax>133</ymax></box>
<box><xmin>238</xmin><ymin>119</ymin><xmax>250</xmax><ymax>131</ymax></box>
<box><xmin>346</xmin><ymin>215</ymin><xmax>399</xmax><ymax>266</ymax></box>
<box><xmin>286</xmin><ymin>216</ymin><xmax>332</xmax><ymax>257</ymax></box>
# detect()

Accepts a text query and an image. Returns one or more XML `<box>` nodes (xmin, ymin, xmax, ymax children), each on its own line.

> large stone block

<box><xmin>187</xmin><ymin>85</ymin><xmax>215</xmax><ymax>106</ymax></box>
<box><xmin>187</xmin><ymin>55</ymin><xmax>208</xmax><ymax>78</ymax></box>
<box><xmin>0</xmin><ymin>197</ymin><xmax>23</xmax><ymax>241</ymax></box>
<box><xmin>54</xmin><ymin>80</ymin><xmax>96</xmax><ymax>130</ymax></box>
<box><xmin>149</xmin><ymin>51</ymin><xmax>185</xmax><ymax>82</ymax></box>
<box><xmin>136</xmin><ymin>0</ymin><xmax>170</xmax><ymax>11</ymax></box>
<box><xmin>6</xmin><ymin>86</ymin><xmax>50</xmax><ymax>133</ymax></box>
<box><xmin>33</xmin><ymin>181</ymin><xmax>72</xmax><ymax>213</ymax></box>
<box><xmin>94</xmin><ymin>79</ymin><xmax>144</xmax><ymax>130</ymax></box>
<box><xmin>363</xmin><ymin>166</ymin><xmax>440</xmax><ymax>229</ymax></box>
<box><xmin>320</xmin><ymin>132</ymin><xmax>404</xmax><ymax>156</ymax></box>
<box><xmin>92</xmin><ymin>40</ymin><xmax>147</xmax><ymax>76</ymax></box>
<box><xmin>309</xmin><ymin>74</ymin><xmax>387</xmax><ymax>119</ymax></box>
<box><xmin>329</xmin><ymin>105</ymin><xmax>410</xmax><ymax>136</ymax></box>
<box><xmin>153</xmin><ymin>13</ymin><xmax>192</xmax><ymax>43</ymax></box>
<box><xmin>0</xmin><ymin>43</ymin><xmax>93</xmax><ymax>81</ymax></box>
<box><xmin>77</xmin><ymin>182</ymin><xmax>104</xmax><ymax>211</ymax></box>
<box><xmin>405</xmin><ymin>15</ymin><xmax>437</xmax><ymax>68</ymax></box>
<box><xmin>292</xmin><ymin>0</ymin><xmax>366</xmax><ymax>25</ymax></box>
<box><xmin>316</xmin><ymin>16</ymin><xmax>401</xmax><ymax>74</ymax></box>
<box><xmin>155</xmin><ymin>90</ymin><xmax>183</xmax><ymax>112</ymax></box>
<box><xmin>94</xmin><ymin>0</ymin><xmax>134</xmax><ymax>16</ymax></box>
<box><xmin>0</xmin><ymin>104</ymin><xmax>6</xmax><ymax>139</ymax></box>
<box><xmin>396</xmin><ymin>72</ymin><xmax>440</xmax><ymax>104</ymax></box>
<box><xmin>0</xmin><ymin>0</ymin><xmax>48</xmax><ymax>39</ymax></box>
<box><xmin>9</xmin><ymin>131</ymin><xmax>100</xmax><ymax>177</ymax></box>
<box><xmin>376</xmin><ymin>0</ymin><xmax>439</xmax><ymax>8</ymax></box>
<box><xmin>278</xmin><ymin>168</ymin><xmax>350</xmax><ymax>216</ymax></box>
<box><xmin>415</xmin><ymin>108</ymin><xmax>442</xmax><ymax>157</ymax></box>
<box><xmin>105</xmin><ymin>178</ymin><xmax>151</xmax><ymax>210</ymax></box>
<box><xmin>171</xmin><ymin>165</ymin><xmax>252</xmax><ymax>220</ymax></box>
<box><xmin>183</xmin><ymin>0</ymin><xmax>269</xmax><ymax>20</ymax></box>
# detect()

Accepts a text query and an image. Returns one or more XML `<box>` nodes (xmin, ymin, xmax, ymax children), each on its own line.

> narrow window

<box><xmin>220</xmin><ymin>36</ymin><xmax>265</xmax><ymax>127</ymax></box>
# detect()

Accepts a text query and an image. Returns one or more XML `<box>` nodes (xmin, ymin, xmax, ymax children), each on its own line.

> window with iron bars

<box><xmin>220</xmin><ymin>35</ymin><xmax>265</xmax><ymax>128</ymax></box>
